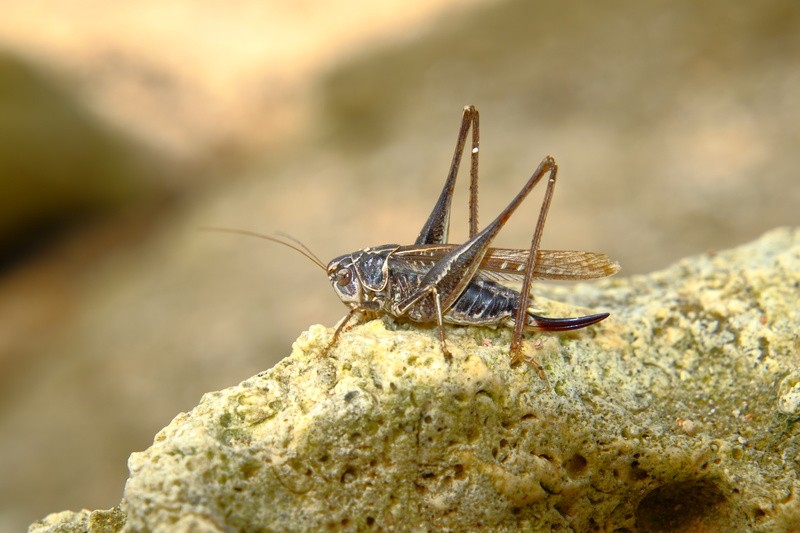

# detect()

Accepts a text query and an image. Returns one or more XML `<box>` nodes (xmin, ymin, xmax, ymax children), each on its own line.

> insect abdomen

<box><xmin>446</xmin><ymin>280</ymin><xmax>519</xmax><ymax>325</ymax></box>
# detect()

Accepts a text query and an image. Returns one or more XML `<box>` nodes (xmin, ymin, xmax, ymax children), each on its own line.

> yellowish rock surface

<box><xmin>30</xmin><ymin>228</ymin><xmax>800</xmax><ymax>531</ymax></box>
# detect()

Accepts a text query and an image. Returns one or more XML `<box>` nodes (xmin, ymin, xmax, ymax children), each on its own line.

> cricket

<box><xmin>212</xmin><ymin>105</ymin><xmax>619</xmax><ymax>375</ymax></box>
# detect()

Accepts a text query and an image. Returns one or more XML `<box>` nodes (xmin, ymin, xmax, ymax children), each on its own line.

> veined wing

<box><xmin>480</xmin><ymin>248</ymin><xmax>620</xmax><ymax>281</ymax></box>
<box><xmin>394</xmin><ymin>244</ymin><xmax>620</xmax><ymax>281</ymax></box>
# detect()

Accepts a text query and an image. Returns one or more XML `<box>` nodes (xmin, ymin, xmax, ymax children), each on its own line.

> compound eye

<box><xmin>335</xmin><ymin>268</ymin><xmax>352</xmax><ymax>287</ymax></box>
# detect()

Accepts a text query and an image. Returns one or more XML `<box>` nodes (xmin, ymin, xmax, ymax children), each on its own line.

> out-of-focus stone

<box><xmin>28</xmin><ymin>507</ymin><xmax>124</xmax><ymax>533</ymax></box>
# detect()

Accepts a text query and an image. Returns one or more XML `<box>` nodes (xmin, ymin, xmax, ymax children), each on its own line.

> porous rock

<box><xmin>31</xmin><ymin>228</ymin><xmax>800</xmax><ymax>531</ymax></box>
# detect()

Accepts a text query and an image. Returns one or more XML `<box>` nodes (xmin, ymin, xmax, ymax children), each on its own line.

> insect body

<box><xmin>328</xmin><ymin>244</ymin><xmax>615</xmax><ymax>333</ymax></box>
<box><xmin>211</xmin><ymin>105</ymin><xmax>619</xmax><ymax>375</ymax></box>
<box><xmin>323</xmin><ymin>105</ymin><xmax>619</xmax><ymax>368</ymax></box>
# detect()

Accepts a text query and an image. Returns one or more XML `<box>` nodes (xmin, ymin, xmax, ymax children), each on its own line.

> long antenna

<box><xmin>200</xmin><ymin>227</ymin><xmax>327</xmax><ymax>271</ymax></box>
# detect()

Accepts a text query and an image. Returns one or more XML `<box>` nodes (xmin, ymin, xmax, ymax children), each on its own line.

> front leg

<box><xmin>432</xmin><ymin>290</ymin><xmax>454</xmax><ymax>360</ymax></box>
<box><xmin>391</xmin><ymin>286</ymin><xmax>454</xmax><ymax>361</ymax></box>
<box><xmin>323</xmin><ymin>301</ymin><xmax>382</xmax><ymax>356</ymax></box>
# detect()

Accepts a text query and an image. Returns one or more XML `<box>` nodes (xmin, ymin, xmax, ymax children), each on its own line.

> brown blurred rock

<box><xmin>0</xmin><ymin>51</ymin><xmax>158</xmax><ymax>268</ymax></box>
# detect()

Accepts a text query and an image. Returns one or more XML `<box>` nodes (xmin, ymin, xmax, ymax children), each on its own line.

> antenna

<box><xmin>200</xmin><ymin>227</ymin><xmax>326</xmax><ymax>271</ymax></box>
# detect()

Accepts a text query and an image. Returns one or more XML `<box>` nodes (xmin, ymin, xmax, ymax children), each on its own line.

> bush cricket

<box><xmin>211</xmin><ymin>105</ymin><xmax>619</xmax><ymax>377</ymax></box>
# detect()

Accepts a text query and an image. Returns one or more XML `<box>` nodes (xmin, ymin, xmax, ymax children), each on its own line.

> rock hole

<box><xmin>758</xmin><ymin>336</ymin><xmax>771</xmax><ymax>360</ymax></box>
<box><xmin>366</xmin><ymin>516</ymin><xmax>375</xmax><ymax>527</ymax></box>
<box><xmin>344</xmin><ymin>390</ymin><xmax>358</xmax><ymax>402</ymax></box>
<box><xmin>629</xmin><ymin>461</ymin><xmax>648</xmax><ymax>481</ymax></box>
<box><xmin>554</xmin><ymin>496</ymin><xmax>576</xmax><ymax>518</ymax></box>
<box><xmin>476</xmin><ymin>389</ymin><xmax>494</xmax><ymax>402</ymax></box>
<box><xmin>340</xmin><ymin>466</ymin><xmax>357</xmax><ymax>484</ymax></box>
<box><xmin>636</xmin><ymin>479</ymin><xmax>738</xmax><ymax>532</ymax></box>
<box><xmin>564</xmin><ymin>453</ymin><xmax>588</xmax><ymax>477</ymax></box>
<box><xmin>240</xmin><ymin>461</ymin><xmax>261</xmax><ymax>479</ymax></box>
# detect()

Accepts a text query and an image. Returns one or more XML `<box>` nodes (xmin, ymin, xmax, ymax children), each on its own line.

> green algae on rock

<box><xmin>31</xmin><ymin>228</ymin><xmax>800</xmax><ymax>532</ymax></box>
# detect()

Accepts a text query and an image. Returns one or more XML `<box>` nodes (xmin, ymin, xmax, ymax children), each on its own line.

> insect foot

<box><xmin>511</xmin><ymin>351</ymin><xmax>551</xmax><ymax>391</ymax></box>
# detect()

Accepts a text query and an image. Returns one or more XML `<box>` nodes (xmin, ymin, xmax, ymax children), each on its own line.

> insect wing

<box><xmin>394</xmin><ymin>245</ymin><xmax>619</xmax><ymax>281</ymax></box>
<box><xmin>482</xmin><ymin>248</ymin><xmax>620</xmax><ymax>281</ymax></box>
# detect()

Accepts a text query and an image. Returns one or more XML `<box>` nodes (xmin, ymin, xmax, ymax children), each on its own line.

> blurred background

<box><xmin>1</xmin><ymin>0</ymin><xmax>799</xmax><ymax>528</ymax></box>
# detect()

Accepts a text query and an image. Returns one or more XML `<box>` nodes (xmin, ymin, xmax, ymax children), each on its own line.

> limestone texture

<box><xmin>31</xmin><ymin>227</ymin><xmax>800</xmax><ymax>532</ymax></box>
